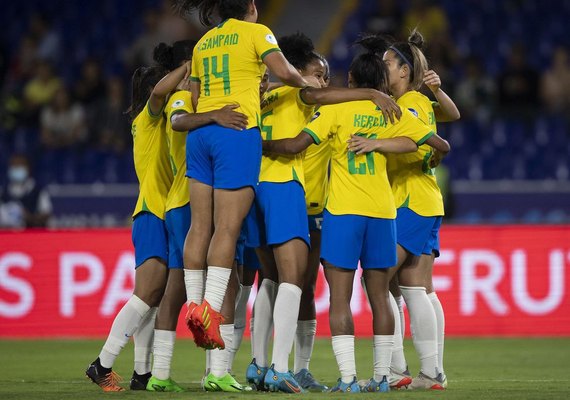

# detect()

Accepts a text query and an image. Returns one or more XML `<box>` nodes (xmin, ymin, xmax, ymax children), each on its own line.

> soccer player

<box><xmin>85</xmin><ymin>60</ymin><xmax>189</xmax><ymax>392</ymax></box>
<box><xmin>172</xmin><ymin>0</ymin><xmax>311</xmax><ymax>354</ymax></box>
<box><xmin>244</xmin><ymin>32</ymin><xmax>401</xmax><ymax>393</ymax></box>
<box><xmin>262</xmin><ymin>35</ymin><xmax>451</xmax><ymax>393</ymax></box>
<box><xmin>144</xmin><ymin>40</ymin><xmax>248</xmax><ymax>392</ymax></box>
<box><xmin>381</xmin><ymin>29</ymin><xmax>459</xmax><ymax>390</ymax></box>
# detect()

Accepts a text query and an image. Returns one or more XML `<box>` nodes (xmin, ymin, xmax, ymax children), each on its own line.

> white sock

<box><xmin>271</xmin><ymin>283</ymin><xmax>302</xmax><ymax>373</ymax></box>
<box><xmin>210</xmin><ymin>324</ymin><xmax>234</xmax><ymax>377</ymax></box>
<box><xmin>204</xmin><ymin>266</ymin><xmax>232</xmax><ymax>312</ymax></box>
<box><xmin>228</xmin><ymin>285</ymin><xmax>251</xmax><ymax>372</ymax></box>
<box><xmin>249</xmin><ymin>317</ymin><xmax>255</xmax><ymax>358</ymax></box>
<box><xmin>332</xmin><ymin>335</ymin><xmax>356</xmax><ymax>384</ymax></box>
<box><xmin>252</xmin><ymin>279</ymin><xmax>278</xmax><ymax>367</ymax></box>
<box><xmin>184</xmin><ymin>269</ymin><xmax>206</xmax><ymax>304</ymax></box>
<box><xmin>395</xmin><ymin>295</ymin><xmax>406</xmax><ymax>338</ymax></box>
<box><xmin>152</xmin><ymin>330</ymin><xmax>176</xmax><ymax>380</ymax></box>
<box><xmin>429</xmin><ymin>291</ymin><xmax>446</xmax><ymax>375</ymax></box>
<box><xmin>134</xmin><ymin>306</ymin><xmax>157</xmax><ymax>374</ymax></box>
<box><xmin>389</xmin><ymin>293</ymin><xmax>407</xmax><ymax>373</ymax></box>
<box><xmin>294</xmin><ymin>320</ymin><xmax>316</xmax><ymax>373</ymax></box>
<box><xmin>99</xmin><ymin>295</ymin><xmax>150</xmax><ymax>368</ymax></box>
<box><xmin>205</xmin><ymin>350</ymin><xmax>211</xmax><ymax>374</ymax></box>
<box><xmin>374</xmin><ymin>335</ymin><xmax>394</xmax><ymax>380</ymax></box>
<box><xmin>400</xmin><ymin>286</ymin><xmax>438</xmax><ymax>378</ymax></box>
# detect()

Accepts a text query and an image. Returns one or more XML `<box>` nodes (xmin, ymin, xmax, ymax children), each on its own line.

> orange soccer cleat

<box><xmin>85</xmin><ymin>358</ymin><xmax>124</xmax><ymax>392</ymax></box>
<box><xmin>187</xmin><ymin>300</ymin><xmax>225</xmax><ymax>350</ymax></box>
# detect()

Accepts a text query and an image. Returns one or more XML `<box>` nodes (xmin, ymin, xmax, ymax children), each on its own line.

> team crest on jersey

<box><xmin>311</xmin><ymin>111</ymin><xmax>321</xmax><ymax>121</ymax></box>
<box><xmin>172</xmin><ymin>100</ymin><xmax>185</xmax><ymax>108</ymax></box>
<box><xmin>408</xmin><ymin>108</ymin><xmax>419</xmax><ymax>117</ymax></box>
<box><xmin>265</xmin><ymin>34</ymin><xmax>278</xmax><ymax>45</ymax></box>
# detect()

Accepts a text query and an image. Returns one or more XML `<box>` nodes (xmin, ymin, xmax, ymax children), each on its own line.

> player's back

<box><xmin>131</xmin><ymin>105</ymin><xmax>173</xmax><ymax>219</ymax></box>
<box><xmin>191</xmin><ymin>18</ymin><xmax>280</xmax><ymax>129</ymax></box>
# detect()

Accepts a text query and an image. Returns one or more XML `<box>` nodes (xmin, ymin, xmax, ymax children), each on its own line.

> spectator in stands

<box><xmin>497</xmin><ymin>43</ymin><xmax>540</xmax><ymax>116</ymax></box>
<box><xmin>7</xmin><ymin>35</ymin><xmax>38</xmax><ymax>86</ymax></box>
<box><xmin>0</xmin><ymin>154</ymin><xmax>52</xmax><ymax>228</ymax></box>
<box><xmin>124</xmin><ymin>10</ymin><xmax>168</xmax><ymax>69</ymax></box>
<box><xmin>540</xmin><ymin>46</ymin><xmax>570</xmax><ymax>115</ymax></box>
<box><xmin>40</xmin><ymin>86</ymin><xmax>87</xmax><ymax>149</ymax></box>
<box><xmin>74</xmin><ymin>58</ymin><xmax>107</xmax><ymax>106</ymax></box>
<box><xmin>29</xmin><ymin>13</ymin><xmax>61</xmax><ymax>64</ymax></box>
<box><xmin>454</xmin><ymin>56</ymin><xmax>497</xmax><ymax>122</ymax></box>
<box><xmin>22</xmin><ymin>59</ymin><xmax>62</xmax><ymax>124</ymax></box>
<box><xmin>402</xmin><ymin>0</ymin><xmax>448</xmax><ymax>41</ymax></box>
<box><xmin>90</xmin><ymin>77</ymin><xmax>130</xmax><ymax>153</ymax></box>
<box><xmin>366</xmin><ymin>0</ymin><xmax>402</xmax><ymax>38</ymax></box>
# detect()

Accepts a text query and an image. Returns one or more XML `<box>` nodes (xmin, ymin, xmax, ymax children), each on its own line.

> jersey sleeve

<box><xmin>302</xmin><ymin>106</ymin><xmax>337</xmax><ymax>145</ymax></box>
<box><xmin>388</xmin><ymin>108</ymin><xmax>434</xmax><ymax>145</ymax></box>
<box><xmin>167</xmin><ymin>91</ymin><xmax>194</xmax><ymax>122</ymax></box>
<box><xmin>252</xmin><ymin>24</ymin><xmax>281</xmax><ymax>60</ymax></box>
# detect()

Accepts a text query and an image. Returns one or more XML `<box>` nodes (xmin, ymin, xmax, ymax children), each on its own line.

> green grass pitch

<box><xmin>0</xmin><ymin>338</ymin><xmax>568</xmax><ymax>399</ymax></box>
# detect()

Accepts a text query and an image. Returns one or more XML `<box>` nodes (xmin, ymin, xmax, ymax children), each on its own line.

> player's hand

<box><xmin>183</xmin><ymin>61</ymin><xmax>192</xmax><ymax>80</ymax></box>
<box><xmin>347</xmin><ymin>135</ymin><xmax>378</xmax><ymax>155</ymax></box>
<box><xmin>370</xmin><ymin>91</ymin><xmax>401</xmax><ymax>125</ymax></box>
<box><xmin>428</xmin><ymin>148</ymin><xmax>445</xmax><ymax>168</ymax></box>
<box><xmin>212</xmin><ymin>104</ymin><xmax>248</xmax><ymax>131</ymax></box>
<box><xmin>424</xmin><ymin>70</ymin><xmax>441</xmax><ymax>93</ymax></box>
<box><xmin>304</xmin><ymin>75</ymin><xmax>323</xmax><ymax>89</ymax></box>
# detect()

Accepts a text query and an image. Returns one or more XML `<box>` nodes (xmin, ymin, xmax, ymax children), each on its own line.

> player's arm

<box><xmin>171</xmin><ymin>105</ymin><xmax>248</xmax><ymax>132</ymax></box>
<box><xmin>263</xmin><ymin>51</ymin><xmax>309</xmax><ymax>88</ymax></box>
<box><xmin>190</xmin><ymin>80</ymin><xmax>200</xmax><ymax>112</ymax></box>
<box><xmin>148</xmin><ymin>61</ymin><xmax>191</xmax><ymax>115</ymax></box>
<box><xmin>424</xmin><ymin>70</ymin><xmax>460</xmax><ymax>122</ymax></box>
<box><xmin>262</xmin><ymin>131</ymin><xmax>314</xmax><ymax>155</ymax></box>
<box><xmin>347</xmin><ymin>135</ymin><xmax>418</xmax><ymax>155</ymax></box>
<box><xmin>300</xmin><ymin>87</ymin><xmax>402</xmax><ymax>124</ymax></box>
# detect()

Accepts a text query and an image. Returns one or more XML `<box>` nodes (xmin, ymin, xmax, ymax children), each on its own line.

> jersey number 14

<box><xmin>203</xmin><ymin>54</ymin><xmax>231</xmax><ymax>96</ymax></box>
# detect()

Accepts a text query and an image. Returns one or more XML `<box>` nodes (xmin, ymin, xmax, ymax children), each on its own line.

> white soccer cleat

<box><xmin>408</xmin><ymin>372</ymin><xmax>445</xmax><ymax>390</ymax></box>
<box><xmin>389</xmin><ymin>368</ymin><xmax>412</xmax><ymax>389</ymax></box>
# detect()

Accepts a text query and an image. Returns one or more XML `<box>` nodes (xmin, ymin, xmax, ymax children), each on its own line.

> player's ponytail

<box><xmin>172</xmin><ymin>0</ymin><xmax>252</xmax><ymax>26</ymax></box>
<box><xmin>127</xmin><ymin>66</ymin><xmax>169</xmax><ymax>121</ymax></box>
<box><xmin>278</xmin><ymin>32</ymin><xmax>320</xmax><ymax>71</ymax></box>
<box><xmin>349</xmin><ymin>34</ymin><xmax>390</xmax><ymax>92</ymax></box>
<box><xmin>388</xmin><ymin>28</ymin><xmax>429</xmax><ymax>91</ymax></box>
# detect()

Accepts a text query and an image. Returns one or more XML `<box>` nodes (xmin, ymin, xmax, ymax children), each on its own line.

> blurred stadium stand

<box><xmin>0</xmin><ymin>0</ymin><xmax>569</xmax><ymax>226</ymax></box>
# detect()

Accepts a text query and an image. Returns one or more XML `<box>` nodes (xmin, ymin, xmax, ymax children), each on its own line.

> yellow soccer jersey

<box><xmin>386</xmin><ymin>91</ymin><xmax>444</xmax><ymax>216</ymax></box>
<box><xmin>303</xmin><ymin>101</ymin><xmax>434</xmax><ymax>219</ymax></box>
<box><xmin>191</xmin><ymin>18</ymin><xmax>281</xmax><ymax>129</ymax></box>
<box><xmin>132</xmin><ymin>102</ymin><xmax>173</xmax><ymax>219</ymax></box>
<box><xmin>165</xmin><ymin>90</ymin><xmax>194</xmax><ymax>212</ymax></box>
<box><xmin>304</xmin><ymin>140</ymin><xmax>331</xmax><ymax>215</ymax></box>
<box><xmin>259</xmin><ymin>86</ymin><xmax>315</xmax><ymax>187</ymax></box>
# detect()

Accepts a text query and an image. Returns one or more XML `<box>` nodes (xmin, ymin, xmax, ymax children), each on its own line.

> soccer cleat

<box><xmin>330</xmin><ymin>377</ymin><xmax>361</xmax><ymax>393</ymax></box>
<box><xmin>186</xmin><ymin>300</ymin><xmax>225</xmax><ymax>350</ymax></box>
<box><xmin>264</xmin><ymin>365</ymin><xmax>304</xmax><ymax>393</ymax></box>
<box><xmin>202</xmin><ymin>372</ymin><xmax>246</xmax><ymax>392</ymax></box>
<box><xmin>293</xmin><ymin>368</ymin><xmax>329</xmax><ymax>392</ymax></box>
<box><xmin>246</xmin><ymin>358</ymin><xmax>268</xmax><ymax>391</ymax></box>
<box><xmin>85</xmin><ymin>358</ymin><xmax>124</xmax><ymax>392</ymax></box>
<box><xmin>130</xmin><ymin>371</ymin><xmax>151</xmax><ymax>390</ymax></box>
<box><xmin>441</xmin><ymin>373</ymin><xmax>448</xmax><ymax>388</ymax></box>
<box><xmin>146</xmin><ymin>376</ymin><xmax>184</xmax><ymax>392</ymax></box>
<box><xmin>360</xmin><ymin>376</ymin><xmax>390</xmax><ymax>393</ymax></box>
<box><xmin>408</xmin><ymin>371</ymin><xmax>445</xmax><ymax>390</ymax></box>
<box><xmin>389</xmin><ymin>368</ymin><xmax>413</xmax><ymax>389</ymax></box>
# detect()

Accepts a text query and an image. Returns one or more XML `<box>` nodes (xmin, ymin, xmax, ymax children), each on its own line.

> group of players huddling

<box><xmin>85</xmin><ymin>0</ymin><xmax>460</xmax><ymax>394</ymax></box>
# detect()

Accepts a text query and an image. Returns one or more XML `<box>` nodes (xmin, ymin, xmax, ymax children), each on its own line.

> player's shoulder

<box><xmin>167</xmin><ymin>90</ymin><xmax>192</xmax><ymax>107</ymax></box>
<box><xmin>398</xmin><ymin>90</ymin><xmax>432</xmax><ymax>113</ymax></box>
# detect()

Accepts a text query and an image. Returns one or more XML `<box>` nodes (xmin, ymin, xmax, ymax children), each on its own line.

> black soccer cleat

<box><xmin>130</xmin><ymin>371</ymin><xmax>152</xmax><ymax>390</ymax></box>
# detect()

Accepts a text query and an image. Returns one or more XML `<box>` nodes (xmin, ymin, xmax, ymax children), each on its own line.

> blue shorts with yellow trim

<box><xmin>132</xmin><ymin>212</ymin><xmax>168</xmax><ymax>268</ymax></box>
<box><xmin>321</xmin><ymin>209</ymin><xmax>397</xmax><ymax>270</ymax></box>
<box><xmin>165</xmin><ymin>204</ymin><xmax>191</xmax><ymax>269</ymax></box>
<box><xmin>186</xmin><ymin>125</ymin><xmax>262</xmax><ymax>190</ymax></box>
<box><xmin>245</xmin><ymin>181</ymin><xmax>310</xmax><ymax>248</ymax></box>
<box><xmin>396</xmin><ymin>207</ymin><xmax>442</xmax><ymax>257</ymax></box>
<box><xmin>308</xmin><ymin>212</ymin><xmax>324</xmax><ymax>232</ymax></box>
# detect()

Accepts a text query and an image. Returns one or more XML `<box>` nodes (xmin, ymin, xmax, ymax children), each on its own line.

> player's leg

<box><xmin>320</xmin><ymin>210</ymin><xmax>362</xmax><ymax>393</ymax></box>
<box><xmin>293</xmin><ymin>224</ymin><xmax>328</xmax><ymax>392</ymax></box>
<box><xmin>87</xmin><ymin>214</ymin><xmax>168</xmax><ymax>392</ymax></box>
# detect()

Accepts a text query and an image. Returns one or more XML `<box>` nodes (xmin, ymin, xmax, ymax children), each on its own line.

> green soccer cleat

<box><xmin>202</xmin><ymin>372</ymin><xmax>247</xmax><ymax>392</ymax></box>
<box><xmin>146</xmin><ymin>376</ymin><xmax>184</xmax><ymax>392</ymax></box>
